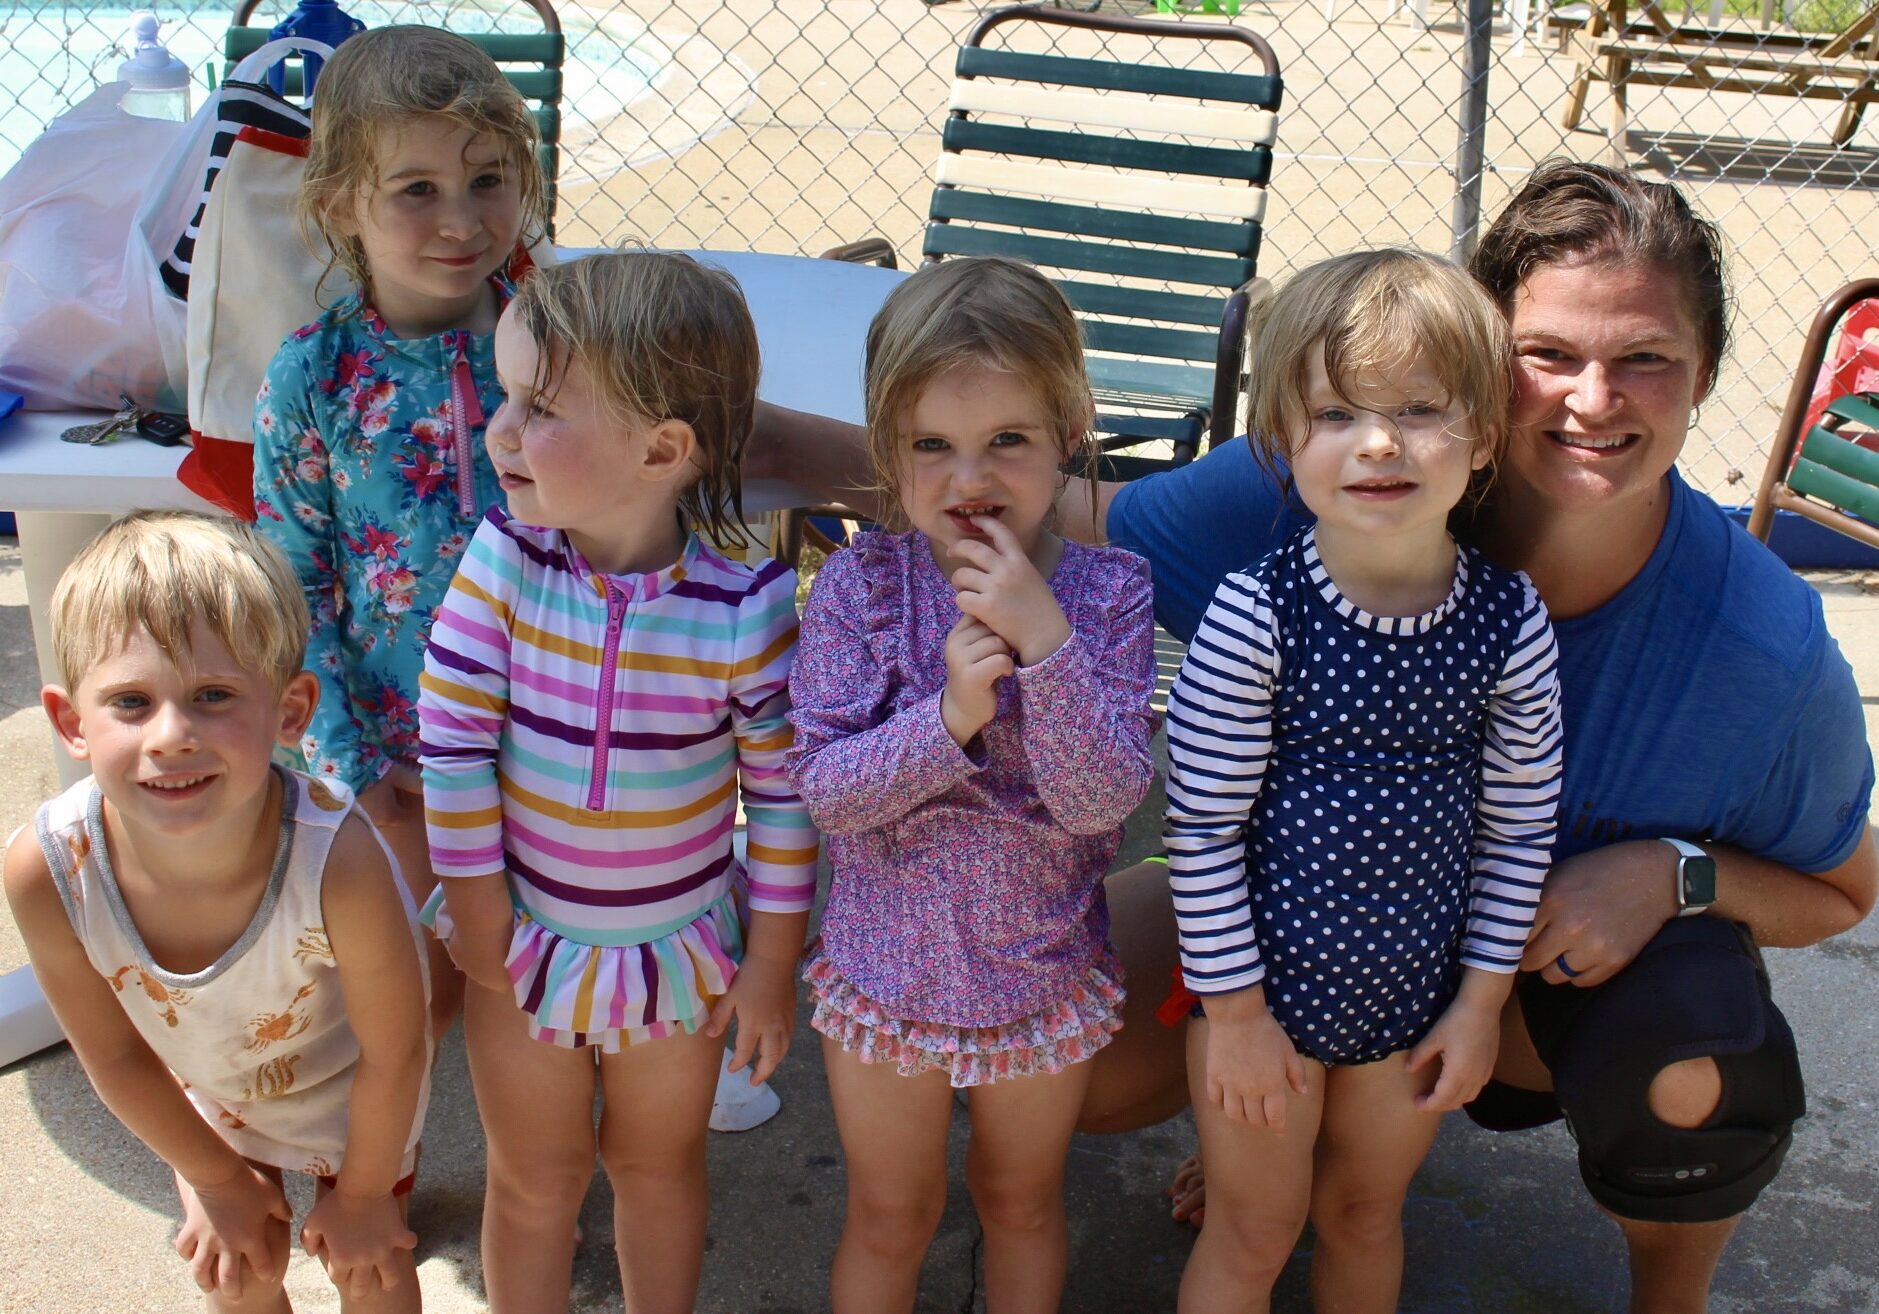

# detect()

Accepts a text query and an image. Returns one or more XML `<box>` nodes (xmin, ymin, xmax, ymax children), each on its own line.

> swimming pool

<box><xmin>0</xmin><ymin>0</ymin><xmax>667</xmax><ymax>175</ymax></box>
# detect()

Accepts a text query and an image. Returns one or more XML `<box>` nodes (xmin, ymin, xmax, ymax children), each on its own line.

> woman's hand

<box><xmin>1200</xmin><ymin>987</ymin><xmax>1308</xmax><ymax>1131</ymax></box>
<box><xmin>707</xmin><ymin>951</ymin><xmax>799</xmax><ymax>1085</ymax></box>
<box><xmin>940</xmin><ymin>613</ymin><xmax>1013</xmax><ymax>747</ymax></box>
<box><xmin>300</xmin><ymin>1188</ymin><xmax>416</xmax><ymax>1301</ymax></box>
<box><xmin>949</xmin><ymin>515</ymin><xmax>1072</xmax><ymax>666</ymax></box>
<box><xmin>1523</xmin><ymin>841</ymin><xmax>1680</xmax><ymax>987</ymax></box>
<box><xmin>173</xmin><ymin>1161</ymin><xmax>293</xmax><ymax>1298</ymax></box>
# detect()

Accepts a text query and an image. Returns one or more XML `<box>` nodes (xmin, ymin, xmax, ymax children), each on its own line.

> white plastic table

<box><xmin>0</xmin><ymin>248</ymin><xmax>903</xmax><ymax>786</ymax></box>
<box><xmin>0</xmin><ymin>249</ymin><xmax>904</xmax><ymax>1063</ymax></box>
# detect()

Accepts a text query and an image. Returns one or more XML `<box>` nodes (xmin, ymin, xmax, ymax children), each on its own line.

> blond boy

<box><xmin>3</xmin><ymin>511</ymin><xmax>431</xmax><ymax>1313</ymax></box>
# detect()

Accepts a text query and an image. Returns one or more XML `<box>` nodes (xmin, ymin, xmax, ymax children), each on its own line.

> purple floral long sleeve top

<box><xmin>786</xmin><ymin>530</ymin><xmax>1160</xmax><ymax>1027</ymax></box>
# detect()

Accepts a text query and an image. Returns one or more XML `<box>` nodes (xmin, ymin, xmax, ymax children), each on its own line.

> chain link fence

<box><xmin>4</xmin><ymin>0</ymin><xmax>1877</xmax><ymax>497</ymax></box>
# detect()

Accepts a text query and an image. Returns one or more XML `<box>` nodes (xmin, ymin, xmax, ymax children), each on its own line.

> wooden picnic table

<box><xmin>1558</xmin><ymin>0</ymin><xmax>1879</xmax><ymax>147</ymax></box>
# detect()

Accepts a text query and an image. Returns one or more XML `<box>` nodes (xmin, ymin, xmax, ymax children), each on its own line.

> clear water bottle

<box><xmin>264</xmin><ymin>0</ymin><xmax>365</xmax><ymax>99</ymax></box>
<box><xmin>118</xmin><ymin>12</ymin><xmax>191</xmax><ymax>121</ymax></box>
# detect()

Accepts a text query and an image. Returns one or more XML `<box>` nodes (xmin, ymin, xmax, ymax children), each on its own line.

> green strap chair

<box><xmin>224</xmin><ymin>0</ymin><xmax>565</xmax><ymax>230</ymax></box>
<box><xmin>832</xmin><ymin>4</ymin><xmax>1283</xmax><ymax>481</ymax></box>
<box><xmin>1748</xmin><ymin>277</ymin><xmax>1879</xmax><ymax>554</ymax></box>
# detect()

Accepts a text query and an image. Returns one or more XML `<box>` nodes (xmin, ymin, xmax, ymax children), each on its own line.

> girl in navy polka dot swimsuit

<box><xmin>1163</xmin><ymin>251</ymin><xmax>1564</xmax><ymax>1312</ymax></box>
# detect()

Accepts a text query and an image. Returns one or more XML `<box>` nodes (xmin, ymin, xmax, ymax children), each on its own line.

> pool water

<box><xmin>0</xmin><ymin>0</ymin><xmax>664</xmax><ymax>175</ymax></box>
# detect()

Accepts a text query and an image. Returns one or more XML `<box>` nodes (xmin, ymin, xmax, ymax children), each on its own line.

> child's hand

<box><xmin>432</xmin><ymin>873</ymin><xmax>517</xmax><ymax>993</ymax></box>
<box><xmin>358</xmin><ymin>774</ymin><xmax>420</xmax><ymax>831</ymax></box>
<box><xmin>950</xmin><ymin>515</ymin><xmax>1072</xmax><ymax>666</ymax></box>
<box><xmin>301</xmin><ymin>1187</ymin><xmax>417</xmax><ymax>1301</ymax></box>
<box><xmin>1202</xmin><ymin>990</ymin><xmax>1308</xmax><ymax>1131</ymax></box>
<box><xmin>1406</xmin><ymin>990</ymin><xmax>1503</xmax><ymax>1113</ymax></box>
<box><xmin>940</xmin><ymin>613</ymin><xmax>1013</xmax><ymax>747</ymax></box>
<box><xmin>173</xmin><ymin>1161</ymin><xmax>293</xmax><ymax>1298</ymax></box>
<box><xmin>706</xmin><ymin>951</ymin><xmax>798</xmax><ymax>1084</ymax></box>
<box><xmin>440</xmin><ymin>921</ymin><xmax>514</xmax><ymax>994</ymax></box>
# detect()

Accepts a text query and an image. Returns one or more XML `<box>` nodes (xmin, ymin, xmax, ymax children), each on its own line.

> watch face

<box><xmin>1682</xmin><ymin>854</ymin><xmax>1718</xmax><ymax>909</ymax></box>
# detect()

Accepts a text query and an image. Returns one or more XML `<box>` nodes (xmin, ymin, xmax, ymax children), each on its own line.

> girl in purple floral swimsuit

<box><xmin>786</xmin><ymin>257</ymin><xmax>1159</xmax><ymax>1314</ymax></box>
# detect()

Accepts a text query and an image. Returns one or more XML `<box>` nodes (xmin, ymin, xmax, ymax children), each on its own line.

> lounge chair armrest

<box><xmin>819</xmin><ymin>239</ymin><xmax>899</xmax><ymax>269</ymax></box>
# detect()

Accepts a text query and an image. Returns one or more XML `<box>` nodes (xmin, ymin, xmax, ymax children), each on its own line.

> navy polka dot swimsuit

<box><xmin>1165</xmin><ymin>527</ymin><xmax>1565</xmax><ymax>1066</ymax></box>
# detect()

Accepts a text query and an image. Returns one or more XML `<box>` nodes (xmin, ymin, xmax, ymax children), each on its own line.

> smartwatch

<box><xmin>1663</xmin><ymin>838</ymin><xmax>1717</xmax><ymax>917</ymax></box>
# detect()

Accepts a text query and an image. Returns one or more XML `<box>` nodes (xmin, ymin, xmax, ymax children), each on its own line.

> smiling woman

<box><xmin>1079</xmin><ymin>158</ymin><xmax>1876</xmax><ymax>1311</ymax></box>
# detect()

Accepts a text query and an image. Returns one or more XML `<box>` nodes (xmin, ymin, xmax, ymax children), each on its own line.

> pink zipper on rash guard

<box><xmin>448</xmin><ymin>332</ymin><xmax>485</xmax><ymax>517</ymax></box>
<box><xmin>588</xmin><ymin>580</ymin><xmax>628</xmax><ymax>811</ymax></box>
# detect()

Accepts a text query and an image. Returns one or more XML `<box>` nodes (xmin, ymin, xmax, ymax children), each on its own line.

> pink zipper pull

<box><xmin>449</xmin><ymin>332</ymin><xmax>484</xmax><ymax>518</ymax></box>
<box><xmin>587</xmin><ymin>580</ymin><xmax>629</xmax><ymax>812</ymax></box>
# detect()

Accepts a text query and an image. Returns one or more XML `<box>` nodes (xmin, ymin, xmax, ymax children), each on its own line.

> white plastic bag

<box><xmin>0</xmin><ymin>83</ymin><xmax>202</xmax><ymax>411</ymax></box>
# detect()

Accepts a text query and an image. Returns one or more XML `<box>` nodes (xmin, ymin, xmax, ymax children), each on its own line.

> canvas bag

<box><xmin>176</xmin><ymin>39</ymin><xmax>553</xmax><ymax>517</ymax></box>
<box><xmin>174</xmin><ymin>39</ymin><xmax>331</xmax><ymax>516</ymax></box>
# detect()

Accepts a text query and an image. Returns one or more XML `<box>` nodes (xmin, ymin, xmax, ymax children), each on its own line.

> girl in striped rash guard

<box><xmin>1164</xmin><ymin>251</ymin><xmax>1564</xmax><ymax>1313</ymax></box>
<box><xmin>416</xmin><ymin>252</ymin><xmax>815</xmax><ymax>1313</ymax></box>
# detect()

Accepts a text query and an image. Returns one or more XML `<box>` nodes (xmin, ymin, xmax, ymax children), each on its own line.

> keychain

<box><xmin>60</xmin><ymin>395</ymin><xmax>142</xmax><ymax>446</ymax></box>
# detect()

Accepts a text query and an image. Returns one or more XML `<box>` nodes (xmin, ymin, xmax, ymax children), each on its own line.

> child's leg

<box><xmin>173</xmin><ymin>1164</ymin><xmax>293</xmax><ymax>1314</ymax></box>
<box><xmin>1177</xmin><ymin>1020</ymin><xmax>1326</xmax><ymax>1314</ymax></box>
<box><xmin>821</xmin><ymin>1036</ymin><xmax>957</xmax><ymax>1314</ymax></box>
<box><xmin>1305</xmin><ymin>1052</ymin><xmax>1443</xmax><ymax>1314</ymax></box>
<box><xmin>361</xmin><ymin>777</ymin><xmax>463</xmax><ymax>1046</ymax></box>
<box><xmin>461</xmin><ymin>981</ymin><xmax>599</xmax><ymax>1314</ymax></box>
<box><xmin>962</xmin><ymin>1058</ymin><xmax>1097</xmax><ymax>1314</ymax></box>
<box><xmin>306</xmin><ymin>1178</ymin><xmax>421</xmax><ymax>1314</ymax></box>
<box><xmin>593</xmin><ymin>1025</ymin><xmax>724</xmax><ymax>1314</ymax></box>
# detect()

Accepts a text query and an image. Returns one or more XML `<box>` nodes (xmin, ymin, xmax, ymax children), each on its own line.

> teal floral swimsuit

<box><xmin>253</xmin><ymin>286</ymin><xmax>508</xmax><ymax>793</ymax></box>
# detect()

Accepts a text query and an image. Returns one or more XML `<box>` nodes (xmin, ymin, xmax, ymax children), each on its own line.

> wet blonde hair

<box><xmin>50</xmin><ymin>511</ymin><xmax>309</xmax><ymax>694</ymax></box>
<box><xmin>506</xmin><ymin>251</ymin><xmax>760</xmax><ymax>544</ymax></box>
<box><xmin>1246</xmin><ymin>248</ymin><xmax>1512</xmax><ymax>486</ymax></box>
<box><xmin>297</xmin><ymin>26</ymin><xmax>546</xmax><ymax>296</ymax></box>
<box><xmin>864</xmin><ymin>257</ymin><xmax>1099</xmax><ymax>529</ymax></box>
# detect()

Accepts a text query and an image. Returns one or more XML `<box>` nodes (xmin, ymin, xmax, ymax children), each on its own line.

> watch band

<box><xmin>1663</xmin><ymin>837</ymin><xmax>1715</xmax><ymax>916</ymax></box>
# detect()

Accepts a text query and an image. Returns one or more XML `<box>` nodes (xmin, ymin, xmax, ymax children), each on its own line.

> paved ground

<box><xmin>1</xmin><ymin>532</ymin><xmax>1876</xmax><ymax>1312</ymax></box>
<box><xmin>5</xmin><ymin>6</ymin><xmax>1879</xmax><ymax>1299</ymax></box>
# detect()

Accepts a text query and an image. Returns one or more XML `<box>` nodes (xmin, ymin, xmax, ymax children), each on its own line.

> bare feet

<box><xmin>1167</xmin><ymin>1152</ymin><xmax>1206</xmax><ymax>1228</ymax></box>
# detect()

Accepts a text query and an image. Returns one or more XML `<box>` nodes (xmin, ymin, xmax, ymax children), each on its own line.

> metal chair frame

<box><xmin>223</xmin><ymin>1</ymin><xmax>566</xmax><ymax>228</ymax></box>
<box><xmin>1747</xmin><ymin>276</ymin><xmax>1879</xmax><ymax>553</ymax></box>
<box><xmin>830</xmin><ymin>5</ymin><xmax>1281</xmax><ymax>483</ymax></box>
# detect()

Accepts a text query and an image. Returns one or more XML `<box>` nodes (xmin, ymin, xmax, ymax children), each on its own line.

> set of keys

<box><xmin>60</xmin><ymin>395</ymin><xmax>189</xmax><ymax>447</ymax></box>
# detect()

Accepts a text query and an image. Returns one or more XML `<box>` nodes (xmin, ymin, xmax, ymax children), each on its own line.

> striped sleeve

<box><xmin>1462</xmin><ymin>579</ymin><xmax>1564</xmax><ymax>971</ymax></box>
<box><xmin>418</xmin><ymin>514</ymin><xmax>518</xmax><ymax>881</ymax></box>
<box><xmin>1162</xmin><ymin>572</ymin><xmax>1281</xmax><ymax>994</ymax></box>
<box><xmin>732</xmin><ymin>563</ymin><xmax>820</xmax><ymax>914</ymax></box>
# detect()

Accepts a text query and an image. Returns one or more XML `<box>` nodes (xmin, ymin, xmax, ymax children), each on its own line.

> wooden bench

<box><xmin>1556</xmin><ymin>0</ymin><xmax>1879</xmax><ymax>147</ymax></box>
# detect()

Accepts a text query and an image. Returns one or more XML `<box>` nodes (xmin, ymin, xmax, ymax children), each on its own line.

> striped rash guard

<box><xmin>418</xmin><ymin>509</ymin><xmax>818</xmax><ymax>1051</ymax></box>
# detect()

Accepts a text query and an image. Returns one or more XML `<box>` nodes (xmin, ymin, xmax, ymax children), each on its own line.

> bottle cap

<box><xmin>119</xmin><ymin>12</ymin><xmax>190</xmax><ymax>91</ymax></box>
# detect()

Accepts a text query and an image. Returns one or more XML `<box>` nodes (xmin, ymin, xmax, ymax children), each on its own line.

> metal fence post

<box><xmin>1449</xmin><ymin>0</ymin><xmax>1496</xmax><ymax>262</ymax></box>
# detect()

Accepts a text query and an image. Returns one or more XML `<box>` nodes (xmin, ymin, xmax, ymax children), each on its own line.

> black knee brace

<box><xmin>1540</xmin><ymin>919</ymin><xmax>1805</xmax><ymax>1224</ymax></box>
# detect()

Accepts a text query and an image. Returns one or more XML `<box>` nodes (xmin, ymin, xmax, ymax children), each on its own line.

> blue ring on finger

<box><xmin>1554</xmin><ymin>953</ymin><xmax>1584</xmax><ymax>980</ymax></box>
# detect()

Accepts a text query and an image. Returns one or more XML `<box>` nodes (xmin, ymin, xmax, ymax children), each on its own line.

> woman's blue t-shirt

<box><xmin>1108</xmin><ymin>438</ymin><xmax>1873</xmax><ymax>871</ymax></box>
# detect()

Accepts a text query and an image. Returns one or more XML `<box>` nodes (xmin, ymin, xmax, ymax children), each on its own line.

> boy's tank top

<box><xmin>33</xmin><ymin>766</ymin><xmax>429</xmax><ymax>1176</ymax></box>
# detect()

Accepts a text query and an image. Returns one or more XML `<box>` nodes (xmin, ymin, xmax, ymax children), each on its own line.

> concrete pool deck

<box><xmin>1</xmin><ymin>534</ymin><xmax>1876</xmax><ymax>1312</ymax></box>
<box><xmin>3</xmin><ymin>0</ymin><xmax>1879</xmax><ymax>1301</ymax></box>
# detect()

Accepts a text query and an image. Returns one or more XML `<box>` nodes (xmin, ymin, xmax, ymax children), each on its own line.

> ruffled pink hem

<box><xmin>804</xmin><ymin>949</ymin><xmax>1125</xmax><ymax>1087</ymax></box>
